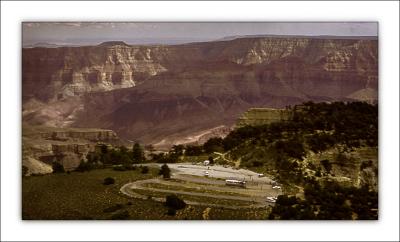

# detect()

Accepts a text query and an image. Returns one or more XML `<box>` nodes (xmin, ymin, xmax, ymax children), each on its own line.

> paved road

<box><xmin>168</xmin><ymin>163</ymin><xmax>275</xmax><ymax>185</ymax></box>
<box><xmin>121</xmin><ymin>163</ymin><xmax>282</xmax><ymax>209</ymax></box>
<box><xmin>121</xmin><ymin>179</ymin><xmax>270</xmax><ymax>209</ymax></box>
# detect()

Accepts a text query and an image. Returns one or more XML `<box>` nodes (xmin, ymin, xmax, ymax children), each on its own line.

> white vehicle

<box><xmin>203</xmin><ymin>160</ymin><xmax>210</xmax><ymax>166</ymax></box>
<box><xmin>272</xmin><ymin>185</ymin><xmax>281</xmax><ymax>189</ymax></box>
<box><xmin>266</xmin><ymin>196</ymin><xmax>277</xmax><ymax>203</ymax></box>
<box><xmin>258</xmin><ymin>173</ymin><xmax>265</xmax><ymax>177</ymax></box>
<box><xmin>225</xmin><ymin>179</ymin><xmax>246</xmax><ymax>188</ymax></box>
<box><xmin>204</xmin><ymin>171</ymin><xmax>209</xmax><ymax>177</ymax></box>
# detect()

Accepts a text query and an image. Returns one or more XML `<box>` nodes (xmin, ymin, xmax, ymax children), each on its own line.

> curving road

<box><xmin>121</xmin><ymin>163</ymin><xmax>282</xmax><ymax>209</ymax></box>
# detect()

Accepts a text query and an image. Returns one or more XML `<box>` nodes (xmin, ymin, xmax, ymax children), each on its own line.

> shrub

<box><xmin>185</xmin><ymin>145</ymin><xmax>203</xmax><ymax>156</ymax></box>
<box><xmin>103</xmin><ymin>177</ymin><xmax>115</xmax><ymax>185</ymax></box>
<box><xmin>103</xmin><ymin>204</ymin><xmax>124</xmax><ymax>213</ymax></box>
<box><xmin>110</xmin><ymin>210</ymin><xmax>130</xmax><ymax>220</ymax></box>
<box><xmin>203</xmin><ymin>137</ymin><xmax>224</xmax><ymax>153</ymax></box>
<box><xmin>141</xmin><ymin>166</ymin><xmax>149</xmax><ymax>174</ymax></box>
<box><xmin>159</xmin><ymin>164</ymin><xmax>171</xmax><ymax>179</ymax></box>
<box><xmin>22</xmin><ymin>165</ymin><xmax>29</xmax><ymax>176</ymax></box>
<box><xmin>320</xmin><ymin>159</ymin><xmax>332</xmax><ymax>173</ymax></box>
<box><xmin>75</xmin><ymin>160</ymin><xmax>93</xmax><ymax>172</ymax></box>
<box><xmin>167</xmin><ymin>208</ymin><xmax>176</xmax><ymax>216</ymax></box>
<box><xmin>165</xmin><ymin>194</ymin><xmax>186</xmax><ymax>210</ymax></box>
<box><xmin>274</xmin><ymin>138</ymin><xmax>305</xmax><ymax>160</ymax></box>
<box><xmin>360</xmin><ymin>160</ymin><xmax>373</xmax><ymax>170</ymax></box>
<box><xmin>52</xmin><ymin>162</ymin><xmax>65</xmax><ymax>173</ymax></box>
<box><xmin>171</xmin><ymin>145</ymin><xmax>184</xmax><ymax>156</ymax></box>
<box><xmin>307</xmin><ymin>133</ymin><xmax>335</xmax><ymax>153</ymax></box>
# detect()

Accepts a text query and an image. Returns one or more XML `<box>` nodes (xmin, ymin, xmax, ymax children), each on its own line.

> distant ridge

<box><xmin>218</xmin><ymin>34</ymin><xmax>378</xmax><ymax>41</ymax></box>
<box><xmin>98</xmin><ymin>41</ymin><xmax>130</xmax><ymax>46</ymax></box>
<box><xmin>23</xmin><ymin>42</ymin><xmax>61</xmax><ymax>48</ymax></box>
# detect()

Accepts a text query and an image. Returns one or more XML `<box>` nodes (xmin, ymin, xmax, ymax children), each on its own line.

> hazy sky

<box><xmin>22</xmin><ymin>22</ymin><xmax>378</xmax><ymax>45</ymax></box>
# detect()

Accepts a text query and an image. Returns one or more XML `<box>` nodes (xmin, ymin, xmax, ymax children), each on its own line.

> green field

<box><xmin>22</xmin><ymin>168</ymin><xmax>268</xmax><ymax>220</ymax></box>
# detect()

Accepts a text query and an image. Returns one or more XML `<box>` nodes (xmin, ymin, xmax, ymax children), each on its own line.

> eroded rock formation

<box><xmin>22</xmin><ymin>36</ymin><xmax>378</xmax><ymax>146</ymax></box>
<box><xmin>22</xmin><ymin>126</ymin><xmax>120</xmax><ymax>174</ymax></box>
<box><xmin>236</xmin><ymin>108</ymin><xmax>292</xmax><ymax>128</ymax></box>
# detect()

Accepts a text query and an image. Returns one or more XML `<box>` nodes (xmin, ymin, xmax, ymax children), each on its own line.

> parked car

<box><xmin>272</xmin><ymin>185</ymin><xmax>281</xmax><ymax>189</ymax></box>
<box><xmin>266</xmin><ymin>196</ymin><xmax>277</xmax><ymax>203</ymax></box>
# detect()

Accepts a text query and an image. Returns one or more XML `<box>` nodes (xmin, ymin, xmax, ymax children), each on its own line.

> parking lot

<box><xmin>121</xmin><ymin>163</ymin><xmax>282</xmax><ymax>208</ymax></box>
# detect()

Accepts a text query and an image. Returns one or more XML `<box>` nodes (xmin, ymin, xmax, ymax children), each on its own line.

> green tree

<box><xmin>208</xmin><ymin>156</ymin><xmax>214</xmax><ymax>165</ymax></box>
<box><xmin>171</xmin><ymin>145</ymin><xmax>184</xmax><ymax>156</ymax></box>
<box><xmin>131</xmin><ymin>142</ymin><xmax>144</xmax><ymax>163</ymax></box>
<box><xmin>185</xmin><ymin>145</ymin><xmax>203</xmax><ymax>156</ymax></box>
<box><xmin>165</xmin><ymin>194</ymin><xmax>186</xmax><ymax>209</ymax></box>
<box><xmin>203</xmin><ymin>137</ymin><xmax>224</xmax><ymax>153</ymax></box>
<box><xmin>159</xmin><ymin>164</ymin><xmax>171</xmax><ymax>179</ymax></box>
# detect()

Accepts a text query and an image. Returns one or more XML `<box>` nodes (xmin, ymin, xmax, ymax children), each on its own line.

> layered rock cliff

<box><xmin>22</xmin><ymin>125</ymin><xmax>120</xmax><ymax>175</ymax></box>
<box><xmin>236</xmin><ymin>108</ymin><xmax>292</xmax><ymax>128</ymax></box>
<box><xmin>22</xmin><ymin>36</ymin><xmax>378</xmax><ymax>146</ymax></box>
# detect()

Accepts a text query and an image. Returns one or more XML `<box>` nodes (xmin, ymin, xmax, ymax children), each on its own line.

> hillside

<box><xmin>203</xmin><ymin>101</ymin><xmax>378</xmax><ymax>219</ymax></box>
<box><xmin>142</xmin><ymin>101</ymin><xmax>379</xmax><ymax>219</ymax></box>
<box><xmin>224</xmin><ymin>102</ymin><xmax>378</xmax><ymax>187</ymax></box>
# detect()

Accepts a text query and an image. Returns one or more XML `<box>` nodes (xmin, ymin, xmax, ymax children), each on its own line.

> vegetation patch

<box><xmin>130</xmin><ymin>188</ymin><xmax>255</xmax><ymax>207</ymax></box>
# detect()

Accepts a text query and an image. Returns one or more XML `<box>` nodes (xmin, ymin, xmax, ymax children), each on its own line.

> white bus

<box><xmin>225</xmin><ymin>179</ymin><xmax>246</xmax><ymax>188</ymax></box>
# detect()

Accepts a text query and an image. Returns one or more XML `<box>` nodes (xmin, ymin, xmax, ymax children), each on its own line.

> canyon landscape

<box><xmin>22</xmin><ymin>22</ymin><xmax>378</xmax><ymax>220</ymax></box>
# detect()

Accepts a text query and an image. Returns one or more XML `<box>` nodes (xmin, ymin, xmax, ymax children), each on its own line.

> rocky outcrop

<box><xmin>305</xmin><ymin>146</ymin><xmax>378</xmax><ymax>191</ymax></box>
<box><xmin>22</xmin><ymin>157</ymin><xmax>53</xmax><ymax>175</ymax></box>
<box><xmin>236</xmin><ymin>108</ymin><xmax>292</xmax><ymax>128</ymax></box>
<box><xmin>48</xmin><ymin>130</ymin><xmax>117</xmax><ymax>142</ymax></box>
<box><xmin>22</xmin><ymin>36</ymin><xmax>378</xmax><ymax>145</ymax></box>
<box><xmin>22</xmin><ymin>126</ymin><xmax>120</xmax><ymax>174</ymax></box>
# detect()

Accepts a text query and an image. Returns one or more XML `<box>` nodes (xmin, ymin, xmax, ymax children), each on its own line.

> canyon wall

<box><xmin>22</xmin><ymin>36</ymin><xmax>378</xmax><ymax>145</ymax></box>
